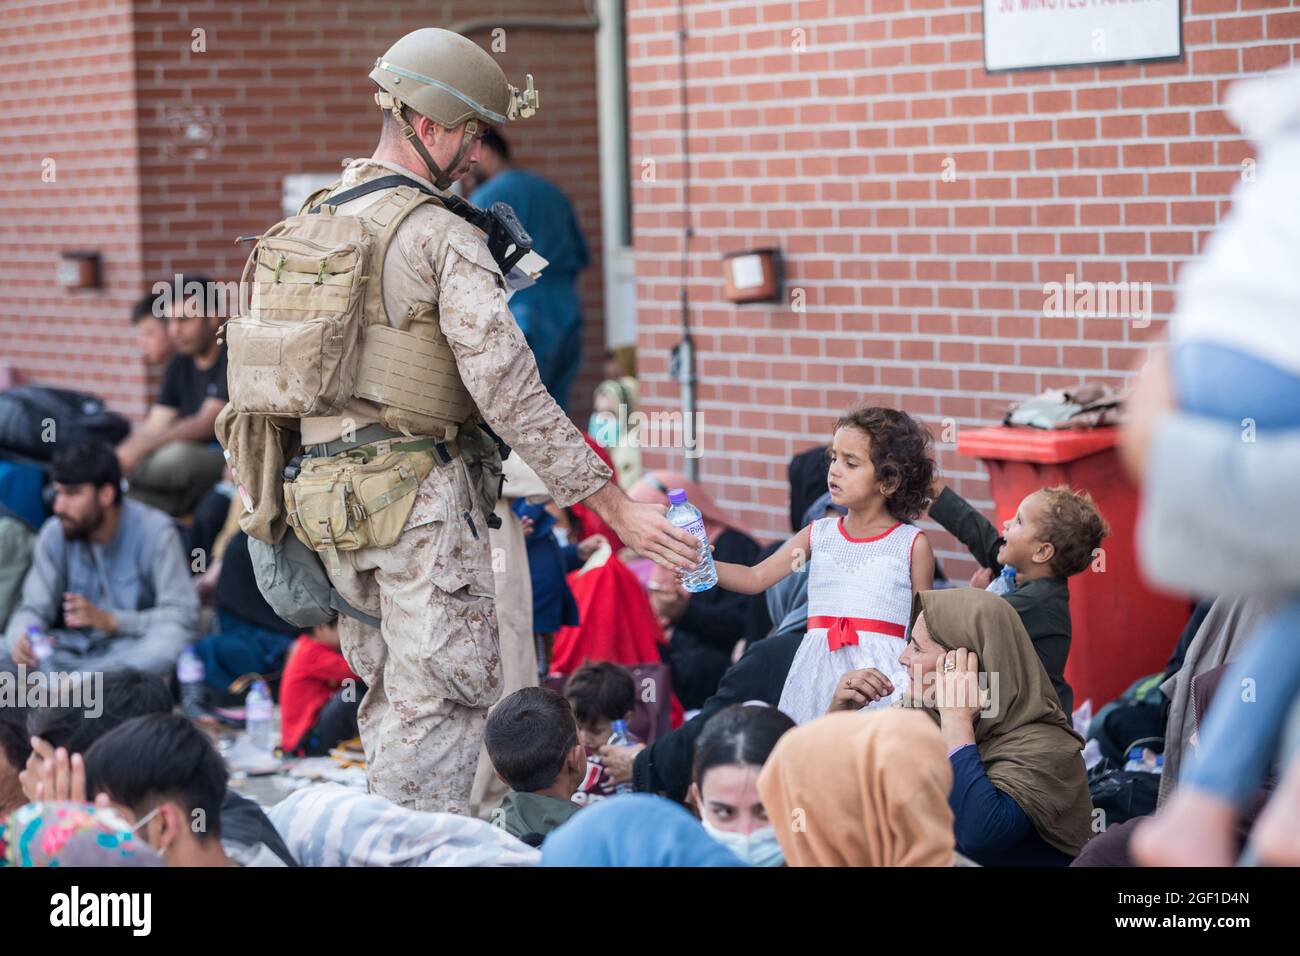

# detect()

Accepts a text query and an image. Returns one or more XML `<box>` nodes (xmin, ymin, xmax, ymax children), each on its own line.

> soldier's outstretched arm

<box><xmin>435</xmin><ymin>229</ymin><xmax>699</xmax><ymax>571</ymax></box>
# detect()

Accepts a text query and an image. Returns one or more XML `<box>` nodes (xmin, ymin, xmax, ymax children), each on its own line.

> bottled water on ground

<box><xmin>667</xmin><ymin>488</ymin><xmax>717</xmax><ymax>592</ymax></box>
<box><xmin>177</xmin><ymin>647</ymin><xmax>206</xmax><ymax>717</ymax></box>
<box><xmin>245</xmin><ymin>679</ymin><xmax>277</xmax><ymax>753</ymax></box>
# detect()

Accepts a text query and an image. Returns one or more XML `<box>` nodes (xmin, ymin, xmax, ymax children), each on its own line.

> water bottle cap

<box><xmin>667</xmin><ymin>488</ymin><xmax>687</xmax><ymax>505</ymax></box>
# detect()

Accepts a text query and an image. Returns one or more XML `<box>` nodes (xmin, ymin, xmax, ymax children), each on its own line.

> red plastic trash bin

<box><xmin>956</xmin><ymin>426</ymin><xmax>1192</xmax><ymax>711</ymax></box>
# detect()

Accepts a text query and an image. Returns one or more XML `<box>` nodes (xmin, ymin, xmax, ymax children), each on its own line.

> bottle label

<box><xmin>675</xmin><ymin>515</ymin><xmax>708</xmax><ymax>549</ymax></box>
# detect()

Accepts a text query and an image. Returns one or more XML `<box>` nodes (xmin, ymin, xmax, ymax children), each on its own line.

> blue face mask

<box><xmin>700</xmin><ymin>817</ymin><xmax>785</xmax><ymax>867</ymax></box>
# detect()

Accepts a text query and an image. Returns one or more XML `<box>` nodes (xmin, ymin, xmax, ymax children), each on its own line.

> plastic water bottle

<box><xmin>607</xmin><ymin>719</ymin><xmax>634</xmax><ymax>795</ymax></box>
<box><xmin>245</xmin><ymin>679</ymin><xmax>276</xmax><ymax>753</ymax></box>
<box><xmin>667</xmin><ymin>488</ymin><xmax>717</xmax><ymax>592</ymax></box>
<box><xmin>26</xmin><ymin>625</ymin><xmax>54</xmax><ymax>664</ymax></box>
<box><xmin>177</xmin><ymin>648</ymin><xmax>206</xmax><ymax>717</ymax></box>
<box><xmin>986</xmin><ymin>565</ymin><xmax>1017</xmax><ymax>595</ymax></box>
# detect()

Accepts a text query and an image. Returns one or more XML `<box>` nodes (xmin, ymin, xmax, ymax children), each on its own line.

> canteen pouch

<box><xmin>284</xmin><ymin>449</ymin><xmax>436</xmax><ymax>570</ymax></box>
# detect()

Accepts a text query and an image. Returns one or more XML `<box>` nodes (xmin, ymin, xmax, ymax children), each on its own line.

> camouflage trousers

<box><xmin>328</xmin><ymin>458</ymin><xmax>503</xmax><ymax>814</ymax></box>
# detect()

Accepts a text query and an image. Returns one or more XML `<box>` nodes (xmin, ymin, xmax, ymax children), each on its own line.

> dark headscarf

<box><xmin>787</xmin><ymin>445</ymin><xmax>829</xmax><ymax>533</ymax></box>
<box><xmin>911</xmin><ymin>588</ymin><xmax>1094</xmax><ymax>857</ymax></box>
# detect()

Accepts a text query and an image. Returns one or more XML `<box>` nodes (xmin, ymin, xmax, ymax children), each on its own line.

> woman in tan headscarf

<box><xmin>757</xmin><ymin>708</ymin><xmax>956</xmax><ymax>866</ymax></box>
<box><xmin>899</xmin><ymin>588</ymin><xmax>1094</xmax><ymax>865</ymax></box>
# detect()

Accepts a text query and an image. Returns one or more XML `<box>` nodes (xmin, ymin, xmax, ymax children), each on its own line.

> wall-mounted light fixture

<box><xmin>722</xmin><ymin>247</ymin><xmax>781</xmax><ymax>304</ymax></box>
<box><xmin>57</xmin><ymin>251</ymin><xmax>101</xmax><ymax>291</ymax></box>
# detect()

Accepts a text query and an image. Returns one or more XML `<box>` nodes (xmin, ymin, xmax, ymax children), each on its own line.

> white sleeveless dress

<box><xmin>776</xmin><ymin>517</ymin><xmax>921</xmax><ymax>725</ymax></box>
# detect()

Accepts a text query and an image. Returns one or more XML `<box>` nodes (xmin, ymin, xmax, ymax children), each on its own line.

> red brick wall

<box><xmin>0</xmin><ymin>0</ymin><xmax>148</xmax><ymax>412</ymax></box>
<box><xmin>627</xmin><ymin>0</ymin><xmax>1299</xmax><ymax>575</ymax></box>
<box><xmin>1</xmin><ymin>0</ymin><xmax>605</xmax><ymax>423</ymax></box>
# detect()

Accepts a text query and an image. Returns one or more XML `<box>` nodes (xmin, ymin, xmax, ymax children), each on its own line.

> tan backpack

<box><xmin>224</xmin><ymin>175</ymin><xmax>473</xmax><ymax>426</ymax></box>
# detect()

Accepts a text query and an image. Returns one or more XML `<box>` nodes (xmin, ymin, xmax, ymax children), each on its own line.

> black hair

<box><xmin>84</xmin><ymin>713</ymin><xmax>227</xmax><ymax>841</ymax></box>
<box><xmin>565</xmin><ymin>661</ymin><xmax>635</xmax><ymax>725</ymax></box>
<box><xmin>691</xmin><ymin>704</ymin><xmax>796</xmax><ymax>787</ymax></box>
<box><xmin>51</xmin><ymin>441</ymin><xmax>123</xmax><ymax>504</ymax></box>
<box><xmin>831</xmin><ymin>406</ymin><xmax>935</xmax><ymax>521</ymax></box>
<box><xmin>26</xmin><ymin>669</ymin><xmax>172</xmax><ymax>754</ymax></box>
<box><xmin>132</xmin><ymin>274</ymin><xmax>216</xmax><ymax>323</ymax></box>
<box><xmin>484</xmin><ymin>687</ymin><xmax>577</xmax><ymax>793</ymax></box>
<box><xmin>0</xmin><ymin>705</ymin><xmax>31</xmax><ymax>772</ymax></box>
<box><xmin>481</xmin><ymin>126</ymin><xmax>509</xmax><ymax>161</ymax></box>
<box><xmin>131</xmin><ymin>292</ymin><xmax>164</xmax><ymax>324</ymax></box>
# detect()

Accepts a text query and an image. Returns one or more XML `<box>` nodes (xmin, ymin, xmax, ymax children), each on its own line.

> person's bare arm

<box><xmin>713</xmin><ymin>524</ymin><xmax>811</xmax><ymax>595</ymax></box>
<box><xmin>581</xmin><ymin>481</ymin><xmax>699</xmax><ymax>571</ymax></box>
<box><xmin>911</xmin><ymin>531</ymin><xmax>935</xmax><ymax>592</ymax></box>
<box><xmin>117</xmin><ymin>404</ymin><xmax>178</xmax><ymax>466</ymax></box>
<box><xmin>141</xmin><ymin>397</ymin><xmax>225</xmax><ymax>451</ymax></box>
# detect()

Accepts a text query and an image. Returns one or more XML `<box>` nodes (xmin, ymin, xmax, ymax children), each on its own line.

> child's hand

<box><xmin>968</xmin><ymin>566</ymin><xmax>994</xmax><ymax>589</ymax></box>
<box><xmin>21</xmin><ymin>737</ymin><xmax>88</xmax><ymax>804</ymax></box>
<box><xmin>828</xmin><ymin>669</ymin><xmax>895</xmax><ymax>713</ymax></box>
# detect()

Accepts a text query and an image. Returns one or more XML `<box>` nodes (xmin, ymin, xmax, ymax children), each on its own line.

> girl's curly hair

<box><xmin>831</xmin><ymin>406</ymin><xmax>935</xmax><ymax>520</ymax></box>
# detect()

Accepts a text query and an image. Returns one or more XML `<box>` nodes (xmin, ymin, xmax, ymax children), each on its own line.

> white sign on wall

<box><xmin>984</xmin><ymin>0</ymin><xmax>1181</xmax><ymax>72</ymax></box>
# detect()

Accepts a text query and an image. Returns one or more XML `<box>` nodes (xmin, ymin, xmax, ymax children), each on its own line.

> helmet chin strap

<box><xmin>376</xmin><ymin>92</ymin><xmax>476</xmax><ymax>191</ymax></box>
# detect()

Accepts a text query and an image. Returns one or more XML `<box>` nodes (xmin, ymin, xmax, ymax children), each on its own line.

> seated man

<box><xmin>3</xmin><ymin>442</ymin><xmax>198</xmax><ymax>675</ymax></box>
<box><xmin>194</xmin><ymin>529</ymin><xmax>300</xmax><ymax>695</ymax></box>
<box><xmin>486</xmin><ymin>687</ymin><xmax>585</xmax><ymax>843</ymax></box>
<box><xmin>116</xmin><ymin>275</ymin><xmax>227</xmax><ymax>517</ymax></box>
<box><xmin>84</xmin><ymin>712</ymin><xmax>288</xmax><ymax>867</ymax></box>
<box><xmin>130</xmin><ymin>289</ymin><xmax>175</xmax><ymax>368</ymax></box>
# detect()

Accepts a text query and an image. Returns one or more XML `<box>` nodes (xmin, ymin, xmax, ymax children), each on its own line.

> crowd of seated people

<box><xmin>5</xmin><ymin>137</ymin><xmax>1300</xmax><ymax>876</ymax></box>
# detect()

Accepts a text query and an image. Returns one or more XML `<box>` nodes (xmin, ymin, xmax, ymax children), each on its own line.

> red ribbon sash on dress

<box><xmin>807</xmin><ymin>615</ymin><xmax>906</xmax><ymax>652</ymax></box>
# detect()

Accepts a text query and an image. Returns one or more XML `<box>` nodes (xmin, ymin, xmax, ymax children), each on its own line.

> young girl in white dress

<box><xmin>710</xmin><ymin>407</ymin><xmax>935</xmax><ymax>724</ymax></box>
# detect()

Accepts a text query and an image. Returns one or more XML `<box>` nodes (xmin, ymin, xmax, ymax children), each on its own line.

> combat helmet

<box><xmin>370</xmin><ymin>28</ymin><xmax>539</xmax><ymax>189</ymax></box>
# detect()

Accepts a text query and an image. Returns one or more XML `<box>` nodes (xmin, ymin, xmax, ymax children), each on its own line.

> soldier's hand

<box><xmin>612</xmin><ymin>501</ymin><xmax>700</xmax><ymax>572</ymax></box>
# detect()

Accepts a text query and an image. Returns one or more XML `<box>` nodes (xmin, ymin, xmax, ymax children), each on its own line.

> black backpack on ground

<box><xmin>0</xmin><ymin>384</ymin><xmax>130</xmax><ymax>461</ymax></box>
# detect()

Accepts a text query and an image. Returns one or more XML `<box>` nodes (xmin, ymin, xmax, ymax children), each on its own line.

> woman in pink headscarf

<box><xmin>629</xmin><ymin>471</ymin><xmax>771</xmax><ymax>710</ymax></box>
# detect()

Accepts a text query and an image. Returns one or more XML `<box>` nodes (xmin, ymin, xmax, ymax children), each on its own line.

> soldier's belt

<box><xmin>304</xmin><ymin>422</ymin><xmax>458</xmax><ymax>464</ymax></box>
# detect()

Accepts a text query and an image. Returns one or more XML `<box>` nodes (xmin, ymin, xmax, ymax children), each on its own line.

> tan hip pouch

<box><xmin>284</xmin><ymin>448</ymin><xmax>436</xmax><ymax>569</ymax></box>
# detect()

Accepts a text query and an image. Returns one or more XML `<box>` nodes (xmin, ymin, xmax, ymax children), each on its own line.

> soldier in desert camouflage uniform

<box><xmin>286</xmin><ymin>29</ymin><xmax>698</xmax><ymax>813</ymax></box>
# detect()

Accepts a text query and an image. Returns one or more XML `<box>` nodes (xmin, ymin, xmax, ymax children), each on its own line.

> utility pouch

<box><xmin>284</xmin><ymin>449</ymin><xmax>436</xmax><ymax>571</ymax></box>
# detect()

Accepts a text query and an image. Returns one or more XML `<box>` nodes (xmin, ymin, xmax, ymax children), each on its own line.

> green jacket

<box><xmin>496</xmin><ymin>790</ymin><xmax>580</xmax><ymax>840</ymax></box>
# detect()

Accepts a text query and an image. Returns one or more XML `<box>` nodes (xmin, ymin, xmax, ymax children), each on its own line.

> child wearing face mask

<box><xmin>927</xmin><ymin>479</ymin><xmax>1109</xmax><ymax>718</ymax></box>
<box><xmin>712</xmin><ymin>406</ymin><xmax>937</xmax><ymax>726</ymax></box>
<box><xmin>688</xmin><ymin>703</ymin><xmax>796</xmax><ymax>867</ymax></box>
